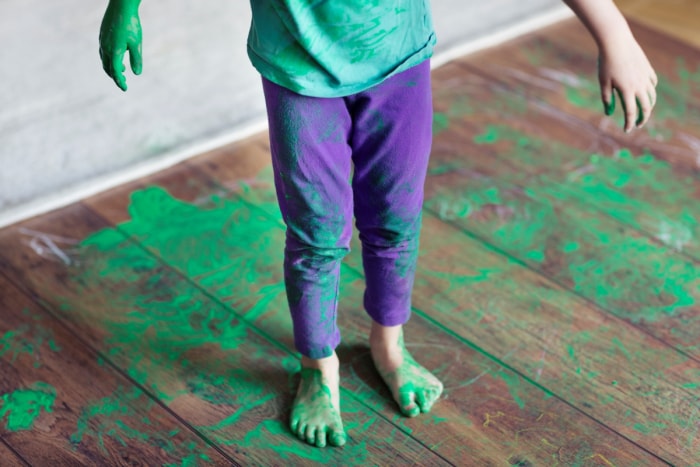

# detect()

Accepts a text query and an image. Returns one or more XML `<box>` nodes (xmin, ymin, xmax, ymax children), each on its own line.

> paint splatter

<box><xmin>0</xmin><ymin>382</ymin><xmax>56</xmax><ymax>431</ymax></box>
<box><xmin>0</xmin><ymin>312</ymin><xmax>61</xmax><ymax>367</ymax></box>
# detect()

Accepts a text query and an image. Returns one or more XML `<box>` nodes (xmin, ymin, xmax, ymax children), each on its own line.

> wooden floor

<box><xmin>2</xmin><ymin>11</ymin><xmax>700</xmax><ymax>467</ymax></box>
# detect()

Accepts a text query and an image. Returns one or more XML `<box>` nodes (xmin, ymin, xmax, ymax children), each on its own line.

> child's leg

<box><xmin>261</xmin><ymin>77</ymin><xmax>352</xmax><ymax>447</ymax></box>
<box><xmin>348</xmin><ymin>60</ymin><xmax>443</xmax><ymax>416</ymax></box>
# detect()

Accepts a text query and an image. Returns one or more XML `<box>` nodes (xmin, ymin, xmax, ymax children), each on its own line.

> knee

<box><xmin>285</xmin><ymin>229</ymin><xmax>349</xmax><ymax>268</ymax></box>
<box><xmin>358</xmin><ymin>214</ymin><xmax>422</xmax><ymax>249</ymax></box>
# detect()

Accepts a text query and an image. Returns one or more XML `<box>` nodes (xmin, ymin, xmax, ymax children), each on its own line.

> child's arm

<box><xmin>99</xmin><ymin>0</ymin><xmax>143</xmax><ymax>91</ymax></box>
<box><xmin>563</xmin><ymin>0</ymin><xmax>657</xmax><ymax>132</ymax></box>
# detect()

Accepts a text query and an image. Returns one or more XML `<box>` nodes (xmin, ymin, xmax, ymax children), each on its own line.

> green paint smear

<box><xmin>70</xmin><ymin>385</ymin><xmax>211</xmax><ymax>463</ymax></box>
<box><xmin>433</xmin><ymin>124</ymin><xmax>699</xmax><ymax>326</ymax></box>
<box><xmin>0</xmin><ymin>314</ymin><xmax>61</xmax><ymax>367</ymax></box>
<box><xmin>69</xmin><ymin>182</ymin><xmax>406</xmax><ymax>461</ymax></box>
<box><xmin>493</xmin><ymin>369</ymin><xmax>526</xmax><ymax>409</ymax></box>
<box><xmin>0</xmin><ymin>382</ymin><xmax>56</xmax><ymax>431</ymax></box>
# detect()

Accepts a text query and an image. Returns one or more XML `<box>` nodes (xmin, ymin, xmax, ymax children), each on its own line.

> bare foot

<box><xmin>370</xmin><ymin>323</ymin><xmax>443</xmax><ymax>417</ymax></box>
<box><xmin>290</xmin><ymin>353</ymin><xmax>347</xmax><ymax>447</ymax></box>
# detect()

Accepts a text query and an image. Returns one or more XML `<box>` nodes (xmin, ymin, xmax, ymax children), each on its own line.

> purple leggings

<box><xmin>262</xmin><ymin>60</ymin><xmax>433</xmax><ymax>359</ymax></box>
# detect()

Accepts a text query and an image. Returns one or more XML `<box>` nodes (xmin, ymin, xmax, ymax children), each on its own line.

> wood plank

<box><xmin>425</xmin><ymin>55</ymin><xmax>700</xmax><ymax>357</ymax></box>
<box><xmin>189</xmin><ymin>139</ymin><xmax>698</xmax><ymax>465</ymax></box>
<box><xmin>413</xmin><ymin>213</ymin><xmax>700</xmax><ymax>465</ymax></box>
<box><xmin>92</xmin><ymin>147</ymin><xmax>672</xmax><ymax>464</ymax></box>
<box><xmin>0</xmin><ymin>274</ymin><xmax>232</xmax><ymax>465</ymax></box>
<box><xmin>617</xmin><ymin>0</ymin><xmax>700</xmax><ymax>48</ymax></box>
<box><xmin>0</xmin><ymin>205</ymin><xmax>446</xmax><ymax>466</ymax></box>
<box><xmin>452</xmin><ymin>19</ymin><xmax>700</xmax><ymax>173</ymax></box>
<box><xmin>0</xmin><ymin>441</ymin><xmax>28</xmax><ymax>466</ymax></box>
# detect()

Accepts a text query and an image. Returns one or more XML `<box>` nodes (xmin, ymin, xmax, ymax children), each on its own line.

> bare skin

<box><xmin>291</xmin><ymin>323</ymin><xmax>442</xmax><ymax>448</ymax></box>
<box><xmin>290</xmin><ymin>352</ymin><xmax>347</xmax><ymax>448</ymax></box>
<box><xmin>369</xmin><ymin>322</ymin><xmax>443</xmax><ymax>417</ymax></box>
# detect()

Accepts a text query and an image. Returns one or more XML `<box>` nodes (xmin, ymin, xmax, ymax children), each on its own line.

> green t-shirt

<box><xmin>247</xmin><ymin>1</ymin><xmax>436</xmax><ymax>97</ymax></box>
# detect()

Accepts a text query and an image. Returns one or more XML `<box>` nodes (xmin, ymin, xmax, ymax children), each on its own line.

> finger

<box><xmin>111</xmin><ymin>51</ymin><xmax>128</xmax><ymax>91</ymax></box>
<box><xmin>648</xmin><ymin>85</ymin><xmax>657</xmax><ymax>108</ymax></box>
<box><xmin>600</xmin><ymin>79</ymin><xmax>614</xmax><ymax>116</ymax></box>
<box><xmin>128</xmin><ymin>40</ymin><xmax>143</xmax><ymax>75</ymax></box>
<box><xmin>651</xmin><ymin>72</ymin><xmax>658</xmax><ymax>87</ymax></box>
<box><xmin>636</xmin><ymin>93</ymin><xmax>652</xmax><ymax>128</ymax></box>
<box><xmin>620</xmin><ymin>88</ymin><xmax>637</xmax><ymax>133</ymax></box>
<box><xmin>100</xmin><ymin>47</ymin><xmax>113</xmax><ymax>78</ymax></box>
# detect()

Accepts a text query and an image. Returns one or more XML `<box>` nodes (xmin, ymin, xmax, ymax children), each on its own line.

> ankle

<box><xmin>300</xmin><ymin>352</ymin><xmax>339</xmax><ymax>373</ymax></box>
<box><xmin>369</xmin><ymin>322</ymin><xmax>403</xmax><ymax>350</ymax></box>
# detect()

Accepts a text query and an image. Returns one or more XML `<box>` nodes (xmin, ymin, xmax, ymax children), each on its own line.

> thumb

<box><xmin>129</xmin><ymin>40</ymin><xmax>143</xmax><ymax>75</ymax></box>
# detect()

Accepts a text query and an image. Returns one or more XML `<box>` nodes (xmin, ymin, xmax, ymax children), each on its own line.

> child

<box><xmin>99</xmin><ymin>0</ymin><xmax>657</xmax><ymax>448</ymax></box>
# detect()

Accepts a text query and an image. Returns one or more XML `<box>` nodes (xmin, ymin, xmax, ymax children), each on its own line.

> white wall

<box><xmin>0</xmin><ymin>0</ymin><xmax>567</xmax><ymax>226</ymax></box>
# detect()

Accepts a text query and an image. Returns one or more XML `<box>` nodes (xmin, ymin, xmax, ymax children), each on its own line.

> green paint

<box><xmin>99</xmin><ymin>0</ymin><xmax>143</xmax><ymax>91</ymax></box>
<box><xmin>372</xmin><ymin>331</ymin><xmax>443</xmax><ymax>417</ymax></box>
<box><xmin>430</xmin><ymin>123</ymin><xmax>700</xmax><ymax>327</ymax></box>
<box><xmin>0</xmin><ymin>317</ymin><xmax>61</xmax><ymax>367</ymax></box>
<box><xmin>432</xmin><ymin>112</ymin><xmax>449</xmax><ymax>135</ymax></box>
<box><xmin>632</xmin><ymin>421</ymin><xmax>668</xmax><ymax>435</ymax></box>
<box><xmin>289</xmin><ymin>368</ymin><xmax>346</xmax><ymax>448</ymax></box>
<box><xmin>70</xmin><ymin>386</ymin><xmax>212</xmax><ymax>462</ymax></box>
<box><xmin>610</xmin><ymin>337</ymin><xmax>632</xmax><ymax>361</ymax></box>
<box><xmin>71</xmin><ymin>386</ymin><xmax>151</xmax><ymax>450</ymax></box>
<box><xmin>473</xmin><ymin>125</ymin><xmax>501</xmax><ymax>144</ymax></box>
<box><xmin>0</xmin><ymin>382</ymin><xmax>56</xmax><ymax>431</ymax></box>
<box><xmin>492</xmin><ymin>369</ymin><xmax>526</xmax><ymax>409</ymax></box>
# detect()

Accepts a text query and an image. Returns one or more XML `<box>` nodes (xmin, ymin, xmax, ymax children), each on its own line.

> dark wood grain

<box><xmin>0</xmin><ymin>274</ymin><xmax>232</xmax><ymax>466</ymax></box>
<box><xmin>425</xmin><ymin>38</ymin><xmax>700</xmax><ymax>360</ymax></box>
<box><xmin>0</xmin><ymin>204</ymin><xmax>447</xmax><ymax>466</ymax></box>
<box><xmin>0</xmin><ymin>441</ymin><xmax>28</xmax><ymax>466</ymax></box>
<box><xmin>2</xmin><ymin>9</ymin><xmax>700</xmax><ymax>466</ymax></box>
<box><xmin>162</xmin><ymin>147</ymin><xmax>667</xmax><ymax>464</ymax></box>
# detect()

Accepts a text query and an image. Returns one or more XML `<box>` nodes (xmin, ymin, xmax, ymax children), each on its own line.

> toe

<box><xmin>420</xmin><ymin>390</ymin><xmax>437</xmax><ymax>413</ymax></box>
<box><xmin>315</xmin><ymin>428</ymin><xmax>327</xmax><ymax>448</ymax></box>
<box><xmin>329</xmin><ymin>429</ymin><xmax>347</xmax><ymax>447</ymax></box>
<box><xmin>305</xmin><ymin>425</ymin><xmax>316</xmax><ymax>445</ymax></box>
<box><xmin>399</xmin><ymin>391</ymin><xmax>420</xmax><ymax>417</ymax></box>
<box><xmin>290</xmin><ymin>417</ymin><xmax>300</xmax><ymax>434</ymax></box>
<box><xmin>296</xmin><ymin>423</ymin><xmax>307</xmax><ymax>439</ymax></box>
<box><xmin>416</xmin><ymin>390</ymin><xmax>427</xmax><ymax>411</ymax></box>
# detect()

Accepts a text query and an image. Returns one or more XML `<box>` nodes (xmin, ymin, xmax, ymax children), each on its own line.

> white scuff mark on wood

<box><xmin>535</xmin><ymin>350</ymin><xmax>547</xmax><ymax>382</ymax></box>
<box><xmin>655</xmin><ymin>219</ymin><xmax>693</xmax><ymax>252</ymax></box>
<box><xmin>538</xmin><ymin>67</ymin><xmax>584</xmax><ymax>87</ymax></box>
<box><xmin>18</xmin><ymin>227</ymin><xmax>79</xmax><ymax>266</ymax></box>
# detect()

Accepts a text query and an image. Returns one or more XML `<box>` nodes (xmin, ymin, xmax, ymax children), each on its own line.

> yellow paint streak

<box><xmin>482</xmin><ymin>411</ymin><xmax>505</xmax><ymax>427</ymax></box>
<box><xmin>541</xmin><ymin>437</ymin><xmax>559</xmax><ymax>450</ymax></box>
<box><xmin>585</xmin><ymin>453</ymin><xmax>617</xmax><ymax>467</ymax></box>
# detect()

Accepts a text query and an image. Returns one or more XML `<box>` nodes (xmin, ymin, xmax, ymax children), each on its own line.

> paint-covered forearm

<box><xmin>99</xmin><ymin>0</ymin><xmax>143</xmax><ymax>91</ymax></box>
<box><xmin>562</xmin><ymin>0</ymin><xmax>658</xmax><ymax>132</ymax></box>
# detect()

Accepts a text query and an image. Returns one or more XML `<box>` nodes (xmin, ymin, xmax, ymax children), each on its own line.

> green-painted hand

<box><xmin>99</xmin><ymin>0</ymin><xmax>143</xmax><ymax>91</ymax></box>
<box><xmin>597</xmin><ymin>37</ymin><xmax>657</xmax><ymax>132</ymax></box>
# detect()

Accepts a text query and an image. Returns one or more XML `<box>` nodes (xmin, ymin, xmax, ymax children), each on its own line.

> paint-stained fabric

<box><xmin>247</xmin><ymin>0</ymin><xmax>436</xmax><ymax>97</ymax></box>
<box><xmin>262</xmin><ymin>61</ymin><xmax>433</xmax><ymax>358</ymax></box>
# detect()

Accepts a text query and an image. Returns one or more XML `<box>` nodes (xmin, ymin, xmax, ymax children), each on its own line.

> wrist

<box><xmin>594</xmin><ymin>12</ymin><xmax>634</xmax><ymax>53</ymax></box>
<box><xmin>107</xmin><ymin>0</ymin><xmax>141</xmax><ymax>12</ymax></box>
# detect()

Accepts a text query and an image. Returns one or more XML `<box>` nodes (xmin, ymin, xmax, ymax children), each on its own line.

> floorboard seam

<box><xmin>437</xmin><ymin>62</ymin><xmax>700</xmax><ymax>367</ymax></box>
<box><xmin>0</xmin><ymin>267</ymin><xmax>242</xmax><ymax>467</ymax></box>
<box><xmin>0</xmin><ymin>437</ymin><xmax>32</xmax><ymax>467</ymax></box>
